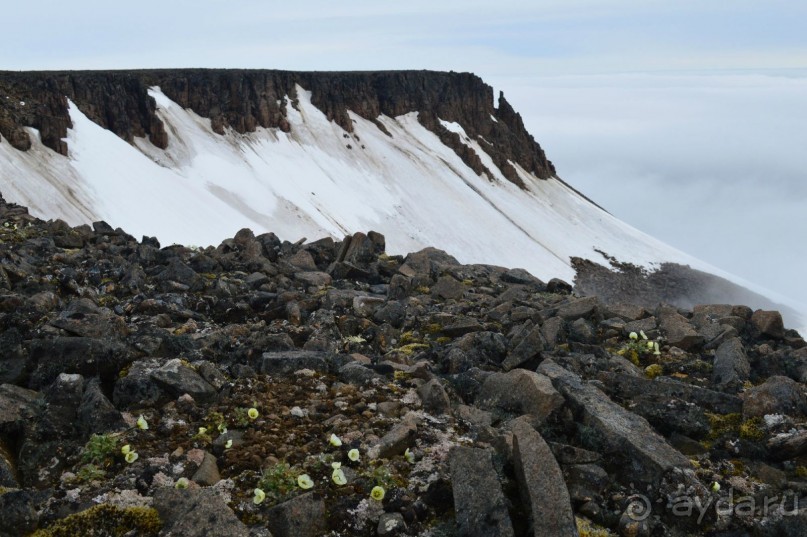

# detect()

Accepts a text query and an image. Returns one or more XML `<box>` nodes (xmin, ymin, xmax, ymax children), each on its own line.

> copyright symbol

<box><xmin>626</xmin><ymin>494</ymin><xmax>652</xmax><ymax>521</ymax></box>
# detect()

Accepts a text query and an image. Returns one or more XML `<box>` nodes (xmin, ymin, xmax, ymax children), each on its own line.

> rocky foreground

<box><xmin>1</xmin><ymin>194</ymin><xmax>806</xmax><ymax>537</ymax></box>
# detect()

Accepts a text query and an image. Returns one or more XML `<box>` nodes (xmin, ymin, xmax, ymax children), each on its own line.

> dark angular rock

<box><xmin>476</xmin><ymin>369</ymin><xmax>563</xmax><ymax>423</ymax></box>
<box><xmin>539</xmin><ymin>360</ymin><xmax>693</xmax><ymax>488</ymax></box>
<box><xmin>569</xmin><ymin>318</ymin><xmax>597</xmax><ymax>344</ymax></box>
<box><xmin>399</xmin><ymin>248</ymin><xmax>459</xmax><ymax>280</ymax></box>
<box><xmin>113</xmin><ymin>359</ymin><xmax>167</xmax><ymax>409</ymax></box>
<box><xmin>77</xmin><ymin>378</ymin><xmax>124</xmax><ymax>436</ymax></box>
<box><xmin>338</xmin><ymin>362</ymin><xmax>383</xmax><ymax>385</ymax></box>
<box><xmin>28</xmin><ymin>337</ymin><xmax>131</xmax><ymax>389</ymax></box>
<box><xmin>712</xmin><ymin>337</ymin><xmax>750</xmax><ymax>388</ymax></box>
<box><xmin>500</xmin><ymin>268</ymin><xmax>545</xmax><ymax>289</ymax></box>
<box><xmin>294</xmin><ymin>271</ymin><xmax>332</xmax><ymax>287</ymax></box>
<box><xmin>417</xmin><ymin>378</ymin><xmax>451</xmax><ymax>415</ymax></box>
<box><xmin>191</xmin><ymin>451</ymin><xmax>221</xmax><ymax>486</ymax></box>
<box><xmin>153</xmin><ymin>487</ymin><xmax>249</xmax><ymax>537</ymax></box>
<box><xmin>742</xmin><ymin>376</ymin><xmax>807</xmax><ymax>418</ymax></box>
<box><xmin>598</xmin><ymin>372</ymin><xmax>743</xmax><ymax>415</ymax></box>
<box><xmin>265</xmin><ymin>492</ymin><xmax>326</xmax><ymax>537</ymax></box>
<box><xmin>150</xmin><ymin>358</ymin><xmax>217</xmax><ymax>403</ymax></box>
<box><xmin>751</xmin><ymin>309</ymin><xmax>785</xmax><ymax>339</ymax></box>
<box><xmin>511</xmin><ymin>420</ymin><xmax>577</xmax><ymax>537</ymax></box>
<box><xmin>0</xmin><ymin>489</ymin><xmax>41</xmax><ymax>535</ymax></box>
<box><xmin>768</xmin><ymin>429</ymin><xmax>807</xmax><ymax>460</ymax></box>
<box><xmin>0</xmin><ymin>383</ymin><xmax>40</xmax><ymax>433</ymax></box>
<box><xmin>258</xmin><ymin>351</ymin><xmax>335</xmax><ymax>376</ymax></box>
<box><xmin>377</xmin><ymin>512</ymin><xmax>407</xmax><ymax>536</ymax></box>
<box><xmin>431</xmin><ymin>275</ymin><xmax>465</xmax><ymax>300</ymax></box>
<box><xmin>156</xmin><ymin>257</ymin><xmax>203</xmax><ymax>290</ymax></box>
<box><xmin>0</xmin><ymin>328</ymin><xmax>26</xmax><ymax>384</ymax></box>
<box><xmin>658</xmin><ymin>308</ymin><xmax>703</xmax><ymax>350</ymax></box>
<box><xmin>546</xmin><ymin>277</ymin><xmax>572</xmax><ymax>294</ymax></box>
<box><xmin>449</xmin><ymin>446</ymin><xmax>514</xmax><ymax>537</ymax></box>
<box><xmin>555</xmin><ymin>296</ymin><xmax>599</xmax><ymax>321</ymax></box>
<box><xmin>370</xmin><ymin>420</ymin><xmax>417</xmax><ymax>460</ymax></box>
<box><xmin>566</xmin><ymin>463</ymin><xmax>610</xmax><ymax>502</ymax></box>
<box><xmin>502</xmin><ymin>323</ymin><xmax>547</xmax><ymax>371</ymax></box>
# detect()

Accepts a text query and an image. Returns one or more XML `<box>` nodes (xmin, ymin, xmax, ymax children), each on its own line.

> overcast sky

<box><xmin>3</xmin><ymin>1</ymin><xmax>806</xmax><ymax>318</ymax></box>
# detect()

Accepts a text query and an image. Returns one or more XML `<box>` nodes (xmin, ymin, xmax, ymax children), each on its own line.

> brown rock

<box><xmin>751</xmin><ymin>310</ymin><xmax>785</xmax><ymax>339</ymax></box>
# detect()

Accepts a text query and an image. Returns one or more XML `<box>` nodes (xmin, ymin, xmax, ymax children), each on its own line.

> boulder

<box><xmin>265</xmin><ymin>492</ymin><xmax>327</xmax><ymax>537</ymax></box>
<box><xmin>449</xmin><ymin>446</ymin><xmax>514</xmax><ymax>537</ymax></box>
<box><xmin>742</xmin><ymin>376</ymin><xmax>807</xmax><ymax>418</ymax></box>
<box><xmin>712</xmin><ymin>337</ymin><xmax>750</xmax><ymax>388</ymax></box>
<box><xmin>538</xmin><ymin>360</ymin><xmax>692</xmax><ymax>487</ymax></box>
<box><xmin>476</xmin><ymin>369</ymin><xmax>563</xmax><ymax>423</ymax></box>
<box><xmin>511</xmin><ymin>420</ymin><xmax>577</xmax><ymax>536</ymax></box>
<box><xmin>150</xmin><ymin>358</ymin><xmax>217</xmax><ymax>403</ymax></box>
<box><xmin>751</xmin><ymin>309</ymin><xmax>785</xmax><ymax>339</ymax></box>
<box><xmin>502</xmin><ymin>323</ymin><xmax>547</xmax><ymax>370</ymax></box>
<box><xmin>658</xmin><ymin>308</ymin><xmax>703</xmax><ymax>350</ymax></box>
<box><xmin>153</xmin><ymin>487</ymin><xmax>249</xmax><ymax>537</ymax></box>
<box><xmin>417</xmin><ymin>379</ymin><xmax>451</xmax><ymax>415</ymax></box>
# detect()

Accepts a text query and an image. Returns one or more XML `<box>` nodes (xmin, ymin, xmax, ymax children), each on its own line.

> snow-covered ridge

<box><xmin>0</xmin><ymin>84</ymin><xmax>804</xmax><ymax>329</ymax></box>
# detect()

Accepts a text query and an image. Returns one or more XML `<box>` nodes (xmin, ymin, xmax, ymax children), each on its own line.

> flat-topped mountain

<box><xmin>0</xmin><ymin>69</ymin><xmax>801</xmax><ymax>329</ymax></box>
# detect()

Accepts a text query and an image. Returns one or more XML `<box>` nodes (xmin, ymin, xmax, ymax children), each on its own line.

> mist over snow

<box><xmin>494</xmin><ymin>72</ymin><xmax>807</xmax><ymax>320</ymax></box>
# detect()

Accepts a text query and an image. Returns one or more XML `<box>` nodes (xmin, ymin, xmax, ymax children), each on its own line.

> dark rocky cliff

<box><xmin>0</xmin><ymin>69</ymin><xmax>555</xmax><ymax>184</ymax></box>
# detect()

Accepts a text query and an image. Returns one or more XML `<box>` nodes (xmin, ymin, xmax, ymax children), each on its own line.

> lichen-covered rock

<box><xmin>154</xmin><ymin>487</ymin><xmax>248</xmax><ymax>537</ymax></box>
<box><xmin>449</xmin><ymin>446</ymin><xmax>514</xmax><ymax>537</ymax></box>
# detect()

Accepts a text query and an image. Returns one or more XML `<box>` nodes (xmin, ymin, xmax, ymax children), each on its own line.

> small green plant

<box><xmin>75</xmin><ymin>464</ymin><xmax>106</xmax><ymax>482</ymax></box>
<box><xmin>257</xmin><ymin>462</ymin><xmax>302</xmax><ymax>505</ymax></box>
<box><xmin>617</xmin><ymin>331</ymin><xmax>660</xmax><ymax>366</ymax></box>
<box><xmin>81</xmin><ymin>434</ymin><xmax>118</xmax><ymax>466</ymax></box>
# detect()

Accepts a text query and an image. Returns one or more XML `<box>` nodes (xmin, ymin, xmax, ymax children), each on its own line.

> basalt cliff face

<box><xmin>0</xmin><ymin>69</ymin><xmax>553</xmax><ymax>185</ymax></box>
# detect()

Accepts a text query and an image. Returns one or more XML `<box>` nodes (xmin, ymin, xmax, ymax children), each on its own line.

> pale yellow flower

<box><xmin>253</xmin><ymin>488</ymin><xmax>266</xmax><ymax>504</ymax></box>
<box><xmin>370</xmin><ymin>486</ymin><xmax>385</xmax><ymax>501</ymax></box>
<box><xmin>348</xmin><ymin>449</ymin><xmax>360</xmax><ymax>462</ymax></box>
<box><xmin>332</xmin><ymin>468</ymin><xmax>347</xmax><ymax>485</ymax></box>
<box><xmin>297</xmin><ymin>474</ymin><xmax>314</xmax><ymax>489</ymax></box>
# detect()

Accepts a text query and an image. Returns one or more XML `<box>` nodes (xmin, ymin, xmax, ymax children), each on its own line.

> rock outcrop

<box><xmin>0</xmin><ymin>69</ymin><xmax>555</xmax><ymax>185</ymax></box>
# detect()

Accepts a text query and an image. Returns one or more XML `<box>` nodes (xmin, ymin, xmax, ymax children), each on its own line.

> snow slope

<box><xmin>1</xmin><ymin>85</ymin><xmax>804</xmax><ymax>330</ymax></box>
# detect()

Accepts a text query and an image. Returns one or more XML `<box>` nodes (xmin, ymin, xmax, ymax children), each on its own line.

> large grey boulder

<box><xmin>658</xmin><ymin>308</ymin><xmax>703</xmax><ymax>350</ymax></box>
<box><xmin>538</xmin><ymin>360</ymin><xmax>692</xmax><ymax>487</ymax></box>
<box><xmin>742</xmin><ymin>375</ymin><xmax>807</xmax><ymax>418</ymax></box>
<box><xmin>151</xmin><ymin>358</ymin><xmax>217</xmax><ymax>403</ymax></box>
<box><xmin>512</xmin><ymin>420</ymin><xmax>578</xmax><ymax>536</ymax></box>
<box><xmin>266</xmin><ymin>491</ymin><xmax>326</xmax><ymax>537</ymax></box>
<box><xmin>598</xmin><ymin>372</ymin><xmax>742</xmax><ymax>415</ymax></box>
<box><xmin>712</xmin><ymin>337</ymin><xmax>750</xmax><ymax>388</ymax></box>
<box><xmin>449</xmin><ymin>446</ymin><xmax>514</xmax><ymax>537</ymax></box>
<box><xmin>475</xmin><ymin>369</ymin><xmax>564</xmax><ymax>423</ymax></box>
<box><xmin>153</xmin><ymin>487</ymin><xmax>250</xmax><ymax>537</ymax></box>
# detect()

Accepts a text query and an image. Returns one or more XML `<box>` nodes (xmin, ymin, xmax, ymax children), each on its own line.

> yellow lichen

<box><xmin>576</xmin><ymin>516</ymin><xmax>614</xmax><ymax>537</ymax></box>
<box><xmin>739</xmin><ymin>417</ymin><xmax>765</xmax><ymax>441</ymax></box>
<box><xmin>706</xmin><ymin>413</ymin><xmax>742</xmax><ymax>440</ymax></box>
<box><xmin>644</xmin><ymin>364</ymin><xmax>664</xmax><ymax>379</ymax></box>
<box><xmin>31</xmin><ymin>504</ymin><xmax>161</xmax><ymax>536</ymax></box>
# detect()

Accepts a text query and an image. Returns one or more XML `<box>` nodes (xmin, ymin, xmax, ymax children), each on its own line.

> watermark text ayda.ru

<box><xmin>627</xmin><ymin>489</ymin><xmax>800</xmax><ymax>524</ymax></box>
